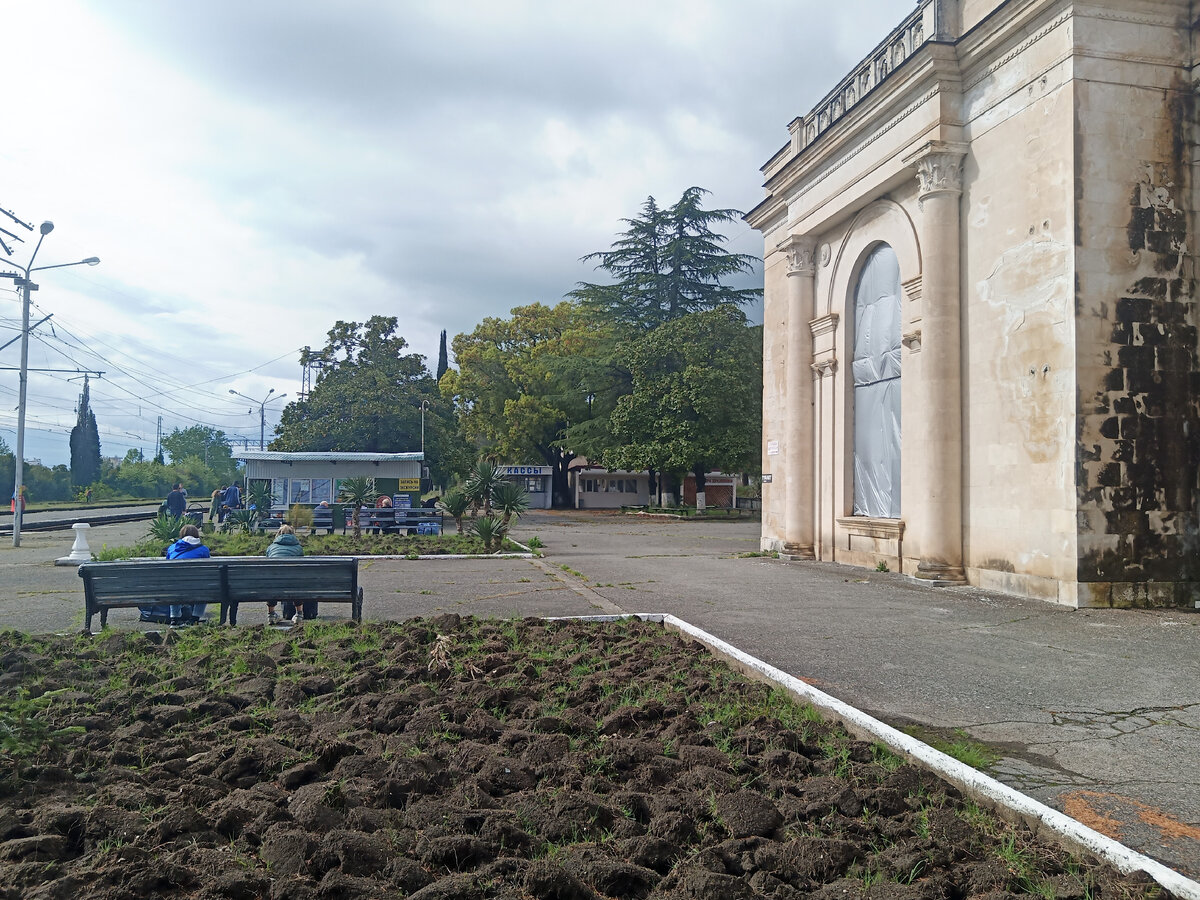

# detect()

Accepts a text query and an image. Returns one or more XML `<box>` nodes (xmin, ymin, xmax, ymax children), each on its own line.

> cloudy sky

<box><xmin>1</xmin><ymin>0</ymin><xmax>911</xmax><ymax>468</ymax></box>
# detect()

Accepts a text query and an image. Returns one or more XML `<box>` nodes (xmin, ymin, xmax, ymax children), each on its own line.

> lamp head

<box><xmin>83</xmin><ymin>257</ymin><xmax>100</xmax><ymax>266</ymax></box>
<box><xmin>267</xmin><ymin>388</ymin><xmax>274</xmax><ymax>395</ymax></box>
<box><xmin>39</xmin><ymin>221</ymin><xmax>54</xmax><ymax>236</ymax></box>
<box><xmin>228</xmin><ymin>389</ymin><xmax>237</xmax><ymax>395</ymax></box>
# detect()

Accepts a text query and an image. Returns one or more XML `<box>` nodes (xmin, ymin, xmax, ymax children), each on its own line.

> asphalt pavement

<box><xmin>0</xmin><ymin>508</ymin><xmax>1196</xmax><ymax>875</ymax></box>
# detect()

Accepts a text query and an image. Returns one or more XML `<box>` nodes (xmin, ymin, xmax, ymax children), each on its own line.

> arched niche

<box><xmin>823</xmin><ymin>199</ymin><xmax>921</xmax><ymax>318</ymax></box>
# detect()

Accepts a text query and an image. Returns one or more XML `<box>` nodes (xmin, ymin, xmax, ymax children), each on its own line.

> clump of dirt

<box><xmin>0</xmin><ymin>617</ymin><xmax>1173</xmax><ymax>899</ymax></box>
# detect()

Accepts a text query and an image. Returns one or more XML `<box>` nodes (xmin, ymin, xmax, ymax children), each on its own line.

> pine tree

<box><xmin>571</xmin><ymin>186</ymin><xmax>762</xmax><ymax>332</ymax></box>
<box><xmin>436</xmin><ymin>330</ymin><xmax>449</xmax><ymax>381</ymax></box>
<box><xmin>69</xmin><ymin>377</ymin><xmax>102</xmax><ymax>487</ymax></box>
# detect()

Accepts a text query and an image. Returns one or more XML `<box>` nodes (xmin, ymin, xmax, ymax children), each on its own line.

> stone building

<box><xmin>746</xmin><ymin>0</ymin><xmax>1199</xmax><ymax>606</ymax></box>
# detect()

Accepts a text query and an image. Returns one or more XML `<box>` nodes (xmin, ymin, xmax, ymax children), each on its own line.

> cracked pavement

<box><xmin>2</xmin><ymin>509</ymin><xmax>1197</xmax><ymax>875</ymax></box>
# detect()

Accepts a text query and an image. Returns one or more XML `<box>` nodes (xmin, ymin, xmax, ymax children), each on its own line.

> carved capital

<box><xmin>914</xmin><ymin>153</ymin><xmax>964</xmax><ymax>197</ymax></box>
<box><xmin>778</xmin><ymin>235</ymin><xmax>817</xmax><ymax>277</ymax></box>
<box><xmin>811</xmin><ymin>358</ymin><xmax>838</xmax><ymax>377</ymax></box>
<box><xmin>901</xmin><ymin>329</ymin><xmax>922</xmax><ymax>352</ymax></box>
<box><xmin>903</xmin><ymin>141</ymin><xmax>967</xmax><ymax>199</ymax></box>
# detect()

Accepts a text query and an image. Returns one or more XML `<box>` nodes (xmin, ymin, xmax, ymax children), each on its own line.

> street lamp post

<box><xmin>419</xmin><ymin>399</ymin><xmax>430</xmax><ymax>456</ymax></box>
<box><xmin>0</xmin><ymin>221</ymin><xmax>100</xmax><ymax>547</ymax></box>
<box><xmin>228</xmin><ymin>388</ymin><xmax>287</xmax><ymax>450</ymax></box>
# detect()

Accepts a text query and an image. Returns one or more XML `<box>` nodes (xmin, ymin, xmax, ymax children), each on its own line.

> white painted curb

<box><xmin>555</xmin><ymin>613</ymin><xmax>1200</xmax><ymax>900</ymax></box>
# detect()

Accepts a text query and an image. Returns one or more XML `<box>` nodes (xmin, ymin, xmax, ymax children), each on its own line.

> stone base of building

<box><xmin>913</xmin><ymin>561</ymin><xmax>967</xmax><ymax>584</ymax></box>
<box><xmin>1069</xmin><ymin>580</ymin><xmax>1200</xmax><ymax>610</ymax></box>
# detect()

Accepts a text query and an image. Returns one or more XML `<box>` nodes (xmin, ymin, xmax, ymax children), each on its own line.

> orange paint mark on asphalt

<box><xmin>1062</xmin><ymin>789</ymin><xmax>1200</xmax><ymax>843</ymax></box>
<box><xmin>1061</xmin><ymin>791</ymin><xmax>1123</xmax><ymax>838</ymax></box>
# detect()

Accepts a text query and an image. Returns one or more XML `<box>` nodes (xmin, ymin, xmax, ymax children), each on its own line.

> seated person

<box><xmin>165</xmin><ymin>524</ymin><xmax>211</xmax><ymax>627</ymax></box>
<box><xmin>265</xmin><ymin>524</ymin><xmax>315</xmax><ymax>625</ymax></box>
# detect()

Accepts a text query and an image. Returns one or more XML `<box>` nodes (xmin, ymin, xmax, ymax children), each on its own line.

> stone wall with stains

<box><xmin>960</xmin><ymin>15</ymin><xmax>1077</xmax><ymax>601</ymax></box>
<box><xmin>759</xmin><ymin>229</ymin><xmax>790</xmax><ymax>548</ymax></box>
<box><xmin>1072</xmin><ymin>7</ymin><xmax>1198</xmax><ymax>607</ymax></box>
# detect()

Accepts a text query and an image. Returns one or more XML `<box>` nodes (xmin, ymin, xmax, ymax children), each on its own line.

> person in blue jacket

<box><xmin>165</xmin><ymin>524</ymin><xmax>211</xmax><ymax>627</ymax></box>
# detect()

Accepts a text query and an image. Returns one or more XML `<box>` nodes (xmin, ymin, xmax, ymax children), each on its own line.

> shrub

<box><xmin>287</xmin><ymin>503</ymin><xmax>314</xmax><ymax>529</ymax></box>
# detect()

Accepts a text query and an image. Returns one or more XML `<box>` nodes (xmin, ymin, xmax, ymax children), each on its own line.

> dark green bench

<box><xmin>77</xmin><ymin>556</ymin><xmax>363</xmax><ymax>633</ymax></box>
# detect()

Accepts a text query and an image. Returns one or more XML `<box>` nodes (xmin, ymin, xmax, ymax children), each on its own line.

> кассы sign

<box><xmin>500</xmin><ymin>466</ymin><xmax>551</xmax><ymax>476</ymax></box>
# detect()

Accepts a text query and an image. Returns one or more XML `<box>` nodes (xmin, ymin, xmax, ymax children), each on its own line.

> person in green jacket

<box><xmin>264</xmin><ymin>524</ymin><xmax>311</xmax><ymax>625</ymax></box>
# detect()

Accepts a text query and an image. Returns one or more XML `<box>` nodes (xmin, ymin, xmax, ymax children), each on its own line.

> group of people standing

<box><xmin>206</xmin><ymin>482</ymin><xmax>241</xmax><ymax>523</ymax></box>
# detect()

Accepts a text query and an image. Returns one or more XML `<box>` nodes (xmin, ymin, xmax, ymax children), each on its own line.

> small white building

<box><xmin>235</xmin><ymin>451</ymin><xmax>424</xmax><ymax>508</ymax></box>
<box><xmin>569</xmin><ymin>461</ymin><xmax>652</xmax><ymax>509</ymax></box>
<box><xmin>498</xmin><ymin>465</ymin><xmax>554</xmax><ymax>509</ymax></box>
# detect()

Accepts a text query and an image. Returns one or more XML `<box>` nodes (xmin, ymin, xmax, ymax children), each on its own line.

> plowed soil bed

<box><xmin>0</xmin><ymin>617</ymin><xmax>1170</xmax><ymax>900</ymax></box>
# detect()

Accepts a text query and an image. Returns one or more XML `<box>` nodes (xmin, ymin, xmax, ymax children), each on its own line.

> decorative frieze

<box><xmin>794</xmin><ymin>1</ymin><xmax>935</xmax><ymax>154</ymax></box>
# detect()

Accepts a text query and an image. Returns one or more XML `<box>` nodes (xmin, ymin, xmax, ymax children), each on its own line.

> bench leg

<box><xmin>353</xmin><ymin>587</ymin><xmax>363</xmax><ymax>623</ymax></box>
<box><xmin>229</xmin><ymin>603</ymin><xmax>239</xmax><ymax>627</ymax></box>
<box><xmin>99</xmin><ymin>609</ymin><xmax>108</xmax><ymax>630</ymax></box>
<box><xmin>85</xmin><ymin>606</ymin><xmax>94</xmax><ymax>634</ymax></box>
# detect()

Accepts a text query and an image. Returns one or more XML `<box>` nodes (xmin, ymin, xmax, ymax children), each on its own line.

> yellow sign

<box><xmin>395</xmin><ymin>479</ymin><xmax>420</xmax><ymax>491</ymax></box>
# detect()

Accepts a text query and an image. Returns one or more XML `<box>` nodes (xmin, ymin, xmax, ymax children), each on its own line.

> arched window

<box><xmin>852</xmin><ymin>244</ymin><xmax>902</xmax><ymax>518</ymax></box>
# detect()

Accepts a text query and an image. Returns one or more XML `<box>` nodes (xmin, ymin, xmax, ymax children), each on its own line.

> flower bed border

<box><xmin>556</xmin><ymin>613</ymin><xmax>1200</xmax><ymax>900</ymax></box>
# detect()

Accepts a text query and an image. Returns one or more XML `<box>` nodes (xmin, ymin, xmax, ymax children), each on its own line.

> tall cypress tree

<box><xmin>436</xmin><ymin>329</ymin><xmax>449</xmax><ymax>381</ymax></box>
<box><xmin>69</xmin><ymin>377</ymin><xmax>102</xmax><ymax>487</ymax></box>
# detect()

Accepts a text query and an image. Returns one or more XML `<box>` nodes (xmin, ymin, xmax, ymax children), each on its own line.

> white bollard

<box><xmin>67</xmin><ymin>522</ymin><xmax>92</xmax><ymax>561</ymax></box>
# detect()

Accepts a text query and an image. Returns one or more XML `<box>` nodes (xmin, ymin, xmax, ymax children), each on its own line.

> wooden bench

<box><xmin>78</xmin><ymin>556</ymin><xmax>363</xmax><ymax>633</ymax></box>
<box><xmin>361</xmin><ymin>508</ymin><xmax>443</xmax><ymax>535</ymax></box>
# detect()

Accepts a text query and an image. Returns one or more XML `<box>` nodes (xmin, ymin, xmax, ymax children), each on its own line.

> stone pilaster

<box><xmin>779</xmin><ymin>235</ymin><xmax>816</xmax><ymax>557</ymax></box>
<box><xmin>905</xmin><ymin>141</ymin><xmax>967</xmax><ymax>582</ymax></box>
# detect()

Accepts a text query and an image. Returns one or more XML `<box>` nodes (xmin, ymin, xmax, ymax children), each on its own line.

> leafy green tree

<box><xmin>69</xmin><ymin>378</ymin><xmax>102</xmax><ymax>488</ymax></box>
<box><xmin>604</xmin><ymin>305</ymin><xmax>762</xmax><ymax>499</ymax></box>
<box><xmin>274</xmin><ymin>317</ymin><xmax>468</xmax><ymax>486</ymax></box>
<box><xmin>571</xmin><ymin>186</ymin><xmax>762</xmax><ymax>333</ymax></box>
<box><xmin>162</xmin><ymin>426</ymin><xmax>236</xmax><ymax>480</ymax></box>
<box><xmin>443</xmin><ymin>303</ymin><xmax>601</xmax><ymax>507</ymax></box>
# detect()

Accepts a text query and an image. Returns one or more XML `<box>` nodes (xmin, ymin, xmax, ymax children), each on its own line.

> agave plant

<box><xmin>147</xmin><ymin>513</ymin><xmax>185</xmax><ymax>544</ymax></box>
<box><xmin>464</xmin><ymin>460</ymin><xmax>503</xmax><ymax>517</ymax></box>
<box><xmin>222</xmin><ymin>509</ymin><xmax>259</xmax><ymax>534</ymax></box>
<box><xmin>492</xmin><ymin>480</ymin><xmax>530</xmax><ymax>528</ymax></box>
<box><xmin>337</xmin><ymin>476</ymin><xmax>379</xmax><ymax>538</ymax></box>
<box><xmin>472</xmin><ymin>515</ymin><xmax>508</xmax><ymax>553</ymax></box>
<box><xmin>438</xmin><ymin>489</ymin><xmax>471</xmax><ymax>535</ymax></box>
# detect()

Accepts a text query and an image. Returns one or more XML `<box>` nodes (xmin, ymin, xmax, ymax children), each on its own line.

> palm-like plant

<box><xmin>337</xmin><ymin>476</ymin><xmax>379</xmax><ymax>538</ymax></box>
<box><xmin>464</xmin><ymin>460</ymin><xmax>504</xmax><ymax>517</ymax></box>
<box><xmin>473</xmin><ymin>515</ymin><xmax>508</xmax><ymax>553</ymax></box>
<box><xmin>246</xmin><ymin>481</ymin><xmax>274</xmax><ymax>523</ymax></box>
<box><xmin>439</xmin><ymin>489</ymin><xmax>471</xmax><ymax>534</ymax></box>
<box><xmin>492</xmin><ymin>480</ymin><xmax>530</xmax><ymax>528</ymax></box>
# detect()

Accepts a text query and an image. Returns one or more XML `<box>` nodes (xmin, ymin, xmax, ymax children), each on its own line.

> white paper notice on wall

<box><xmin>767</xmin><ymin>440</ymin><xmax>779</xmax><ymax>456</ymax></box>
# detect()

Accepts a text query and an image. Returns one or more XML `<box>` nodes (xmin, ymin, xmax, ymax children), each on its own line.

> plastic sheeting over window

<box><xmin>852</xmin><ymin>244</ymin><xmax>902</xmax><ymax>518</ymax></box>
